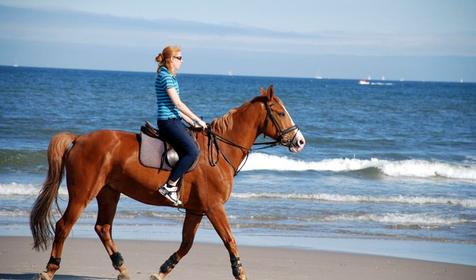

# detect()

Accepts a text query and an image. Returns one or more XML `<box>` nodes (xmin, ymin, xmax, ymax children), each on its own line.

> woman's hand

<box><xmin>194</xmin><ymin>119</ymin><xmax>207</xmax><ymax>130</ymax></box>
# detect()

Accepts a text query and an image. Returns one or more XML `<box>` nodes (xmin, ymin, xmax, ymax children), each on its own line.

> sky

<box><xmin>1</xmin><ymin>0</ymin><xmax>475</xmax><ymax>81</ymax></box>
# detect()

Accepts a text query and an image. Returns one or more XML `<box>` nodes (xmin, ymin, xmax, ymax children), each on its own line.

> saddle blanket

<box><xmin>139</xmin><ymin>122</ymin><xmax>199</xmax><ymax>171</ymax></box>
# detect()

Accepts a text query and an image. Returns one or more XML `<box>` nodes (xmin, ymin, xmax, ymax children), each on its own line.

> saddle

<box><xmin>139</xmin><ymin>121</ymin><xmax>199</xmax><ymax>171</ymax></box>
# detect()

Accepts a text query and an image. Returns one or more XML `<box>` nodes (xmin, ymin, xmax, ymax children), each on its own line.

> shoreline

<box><xmin>2</xmin><ymin>222</ymin><xmax>476</xmax><ymax>267</ymax></box>
<box><xmin>1</xmin><ymin>236</ymin><xmax>475</xmax><ymax>280</ymax></box>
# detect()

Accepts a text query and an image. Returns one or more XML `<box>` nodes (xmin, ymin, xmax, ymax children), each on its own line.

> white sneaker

<box><xmin>158</xmin><ymin>184</ymin><xmax>182</xmax><ymax>206</ymax></box>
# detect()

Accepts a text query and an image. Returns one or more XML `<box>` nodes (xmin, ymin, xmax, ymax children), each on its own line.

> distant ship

<box><xmin>359</xmin><ymin>75</ymin><xmax>393</xmax><ymax>86</ymax></box>
<box><xmin>359</xmin><ymin>75</ymin><xmax>371</xmax><ymax>85</ymax></box>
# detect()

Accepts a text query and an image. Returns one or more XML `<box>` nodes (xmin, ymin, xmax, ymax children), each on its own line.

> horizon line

<box><xmin>1</xmin><ymin>64</ymin><xmax>473</xmax><ymax>84</ymax></box>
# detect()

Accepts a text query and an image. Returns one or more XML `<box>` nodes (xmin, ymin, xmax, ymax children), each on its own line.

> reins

<box><xmin>206</xmin><ymin>128</ymin><xmax>249</xmax><ymax>176</ymax></box>
<box><xmin>177</xmin><ymin>98</ymin><xmax>299</xmax><ymax>215</ymax></box>
<box><xmin>204</xmin><ymin>101</ymin><xmax>299</xmax><ymax>176</ymax></box>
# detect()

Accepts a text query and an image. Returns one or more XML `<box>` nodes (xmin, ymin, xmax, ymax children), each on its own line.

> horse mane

<box><xmin>210</xmin><ymin>95</ymin><xmax>269</xmax><ymax>135</ymax></box>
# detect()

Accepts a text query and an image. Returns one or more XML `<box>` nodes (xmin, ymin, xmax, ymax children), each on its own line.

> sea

<box><xmin>1</xmin><ymin>66</ymin><xmax>475</xmax><ymax>266</ymax></box>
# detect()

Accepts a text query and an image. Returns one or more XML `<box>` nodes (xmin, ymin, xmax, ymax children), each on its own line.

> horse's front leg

<box><xmin>207</xmin><ymin>204</ymin><xmax>247</xmax><ymax>280</ymax></box>
<box><xmin>150</xmin><ymin>210</ymin><xmax>203</xmax><ymax>280</ymax></box>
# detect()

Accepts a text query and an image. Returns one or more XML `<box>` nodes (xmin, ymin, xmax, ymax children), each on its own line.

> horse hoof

<box><xmin>38</xmin><ymin>272</ymin><xmax>52</xmax><ymax>280</ymax></box>
<box><xmin>117</xmin><ymin>272</ymin><xmax>130</xmax><ymax>280</ymax></box>
<box><xmin>150</xmin><ymin>272</ymin><xmax>166</xmax><ymax>280</ymax></box>
<box><xmin>117</xmin><ymin>266</ymin><xmax>130</xmax><ymax>280</ymax></box>
<box><xmin>235</xmin><ymin>273</ymin><xmax>248</xmax><ymax>280</ymax></box>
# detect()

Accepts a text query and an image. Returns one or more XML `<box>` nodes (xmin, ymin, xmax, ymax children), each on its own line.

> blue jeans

<box><xmin>157</xmin><ymin>118</ymin><xmax>199</xmax><ymax>182</ymax></box>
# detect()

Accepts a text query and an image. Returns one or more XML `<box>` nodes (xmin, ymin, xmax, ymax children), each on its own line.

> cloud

<box><xmin>1</xmin><ymin>4</ymin><xmax>475</xmax><ymax>81</ymax></box>
<box><xmin>1</xmin><ymin>4</ymin><xmax>475</xmax><ymax>57</ymax></box>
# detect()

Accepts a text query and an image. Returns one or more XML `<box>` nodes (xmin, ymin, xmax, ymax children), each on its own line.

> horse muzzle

<box><xmin>288</xmin><ymin>130</ymin><xmax>305</xmax><ymax>153</ymax></box>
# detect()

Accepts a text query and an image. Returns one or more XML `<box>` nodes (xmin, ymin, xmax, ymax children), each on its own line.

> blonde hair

<box><xmin>155</xmin><ymin>45</ymin><xmax>181</xmax><ymax>74</ymax></box>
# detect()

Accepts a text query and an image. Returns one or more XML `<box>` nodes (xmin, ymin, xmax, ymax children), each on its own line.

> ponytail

<box><xmin>155</xmin><ymin>45</ymin><xmax>180</xmax><ymax>73</ymax></box>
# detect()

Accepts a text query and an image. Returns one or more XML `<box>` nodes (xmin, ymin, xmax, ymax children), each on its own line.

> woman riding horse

<box><xmin>154</xmin><ymin>45</ymin><xmax>207</xmax><ymax>206</ymax></box>
<box><xmin>30</xmin><ymin>85</ymin><xmax>305</xmax><ymax>280</ymax></box>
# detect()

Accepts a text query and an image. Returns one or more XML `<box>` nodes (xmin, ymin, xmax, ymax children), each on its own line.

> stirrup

<box><xmin>158</xmin><ymin>184</ymin><xmax>182</xmax><ymax>206</ymax></box>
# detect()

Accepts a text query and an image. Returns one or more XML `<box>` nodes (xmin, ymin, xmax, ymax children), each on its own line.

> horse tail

<box><xmin>30</xmin><ymin>132</ymin><xmax>77</xmax><ymax>251</ymax></box>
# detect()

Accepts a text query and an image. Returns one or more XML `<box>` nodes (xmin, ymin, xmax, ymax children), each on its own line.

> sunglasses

<box><xmin>173</xmin><ymin>56</ymin><xmax>183</xmax><ymax>61</ymax></box>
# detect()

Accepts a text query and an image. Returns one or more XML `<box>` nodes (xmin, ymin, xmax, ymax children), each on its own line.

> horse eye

<box><xmin>278</xmin><ymin>112</ymin><xmax>286</xmax><ymax>117</ymax></box>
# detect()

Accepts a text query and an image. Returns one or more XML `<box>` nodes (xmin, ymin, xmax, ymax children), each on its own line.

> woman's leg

<box><xmin>158</xmin><ymin>119</ymin><xmax>199</xmax><ymax>183</ymax></box>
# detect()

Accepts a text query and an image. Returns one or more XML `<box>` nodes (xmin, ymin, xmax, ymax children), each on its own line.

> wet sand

<box><xmin>0</xmin><ymin>236</ymin><xmax>475</xmax><ymax>280</ymax></box>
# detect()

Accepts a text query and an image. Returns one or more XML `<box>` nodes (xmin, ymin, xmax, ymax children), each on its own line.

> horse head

<box><xmin>259</xmin><ymin>85</ymin><xmax>305</xmax><ymax>153</ymax></box>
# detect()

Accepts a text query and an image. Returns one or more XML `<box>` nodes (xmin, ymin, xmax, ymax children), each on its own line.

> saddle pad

<box><xmin>139</xmin><ymin>132</ymin><xmax>199</xmax><ymax>171</ymax></box>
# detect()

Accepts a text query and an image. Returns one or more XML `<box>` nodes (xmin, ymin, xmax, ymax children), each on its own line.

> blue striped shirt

<box><xmin>155</xmin><ymin>67</ymin><xmax>181</xmax><ymax>120</ymax></box>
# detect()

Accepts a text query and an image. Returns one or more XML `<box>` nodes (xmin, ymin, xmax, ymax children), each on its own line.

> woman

<box><xmin>155</xmin><ymin>45</ymin><xmax>206</xmax><ymax>206</ymax></box>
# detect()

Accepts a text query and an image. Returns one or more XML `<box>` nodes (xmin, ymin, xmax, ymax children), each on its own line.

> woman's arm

<box><xmin>180</xmin><ymin>112</ymin><xmax>196</xmax><ymax>126</ymax></box>
<box><xmin>166</xmin><ymin>87</ymin><xmax>206</xmax><ymax>128</ymax></box>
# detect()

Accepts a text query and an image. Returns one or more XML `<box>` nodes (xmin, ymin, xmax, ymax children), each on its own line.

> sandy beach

<box><xmin>0</xmin><ymin>236</ymin><xmax>474</xmax><ymax>280</ymax></box>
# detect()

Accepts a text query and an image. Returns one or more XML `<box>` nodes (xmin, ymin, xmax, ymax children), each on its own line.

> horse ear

<box><xmin>260</xmin><ymin>87</ymin><xmax>266</xmax><ymax>96</ymax></box>
<box><xmin>266</xmin><ymin>85</ymin><xmax>275</xmax><ymax>100</ymax></box>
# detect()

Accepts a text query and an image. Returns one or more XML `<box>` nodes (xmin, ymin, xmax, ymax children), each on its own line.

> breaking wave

<box><xmin>2</xmin><ymin>183</ymin><xmax>474</xmax><ymax>209</ymax></box>
<box><xmin>232</xmin><ymin>192</ymin><xmax>476</xmax><ymax>208</ymax></box>
<box><xmin>243</xmin><ymin>153</ymin><xmax>476</xmax><ymax>180</ymax></box>
<box><xmin>0</xmin><ymin>182</ymin><xmax>68</xmax><ymax>196</ymax></box>
<box><xmin>321</xmin><ymin>213</ymin><xmax>470</xmax><ymax>227</ymax></box>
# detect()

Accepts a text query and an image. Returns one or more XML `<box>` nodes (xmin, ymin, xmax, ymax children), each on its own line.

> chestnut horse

<box><xmin>30</xmin><ymin>86</ymin><xmax>305</xmax><ymax>280</ymax></box>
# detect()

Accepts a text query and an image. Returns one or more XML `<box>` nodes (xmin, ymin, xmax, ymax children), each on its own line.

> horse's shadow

<box><xmin>0</xmin><ymin>274</ymin><xmax>110</xmax><ymax>280</ymax></box>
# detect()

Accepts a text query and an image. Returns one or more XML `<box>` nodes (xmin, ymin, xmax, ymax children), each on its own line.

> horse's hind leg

<box><xmin>150</xmin><ymin>211</ymin><xmax>203</xmax><ymax>280</ymax></box>
<box><xmin>95</xmin><ymin>186</ymin><xmax>130</xmax><ymax>280</ymax></box>
<box><xmin>41</xmin><ymin>198</ymin><xmax>86</xmax><ymax>280</ymax></box>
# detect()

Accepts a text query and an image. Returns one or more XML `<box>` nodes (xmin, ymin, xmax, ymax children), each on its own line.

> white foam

<box><xmin>242</xmin><ymin>153</ymin><xmax>476</xmax><ymax>180</ymax></box>
<box><xmin>323</xmin><ymin>213</ymin><xmax>468</xmax><ymax>227</ymax></box>
<box><xmin>0</xmin><ymin>209</ymin><xmax>30</xmax><ymax>217</ymax></box>
<box><xmin>0</xmin><ymin>182</ymin><xmax>38</xmax><ymax>196</ymax></box>
<box><xmin>232</xmin><ymin>192</ymin><xmax>476</xmax><ymax>208</ymax></box>
<box><xmin>465</xmin><ymin>155</ymin><xmax>476</xmax><ymax>163</ymax></box>
<box><xmin>0</xmin><ymin>182</ymin><xmax>68</xmax><ymax>196</ymax></box>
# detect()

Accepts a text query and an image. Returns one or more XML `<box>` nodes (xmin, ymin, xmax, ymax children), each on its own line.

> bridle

<box><xmin>206</xmin><ymin>100</ymin><xmax>300</xmax><ymax>176</ymax></box>
<box><xmin>262</xmin><ymin>101</ymin><xmax>299</xmax><ymax>148</ymax></box>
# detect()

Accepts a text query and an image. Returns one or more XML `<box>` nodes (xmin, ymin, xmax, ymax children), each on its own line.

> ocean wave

<box><xmin>0</xmin><ymin>183</ymin><xmax>37</xmax><ymax>196</ymax></box>
<box><xmin>0</xmin><ymin>209</ymin><xmax>30</xmax><ymax>217</ymax></box>
<box><xmin>0</xmin><ymin>149</ymin><xmax>47</xmax><ymax>171</ymax></box>
<box><xmin>242</xmin><ymin>153</ymin><xmax>476</xmax><ymax>180</ymax></box>
<box><xmin>2</xmin><ymin>148</ymin><xmax>474</xmax><ymax>181</ymax></box>
<box><xmin>232</xmin><ymin>192</ymin><xmax>476</xmax><ymax>208</ymax></box>
<box><xmin>232</xmin><ymin>212</ymin><xmax>470</xmax><ymax>227</ymax></box>
<box><xmin>117</xmin><ymin>210</ymin><xmax>183</xmax><ymax>220</ymax></box>
<box><xmin>2</xmin><ymin>183</ymin><xmax>475</xmax><ymax>209</ymax></box>
<box><xmin>322</xmin><ymin>213</ymin><xmax>469</xmax><ymax>227</ymax></box>
<box><xmin>0</xmin><ymin>182</ymin><xmax>68</xmax><ymax>196</ymax></box>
